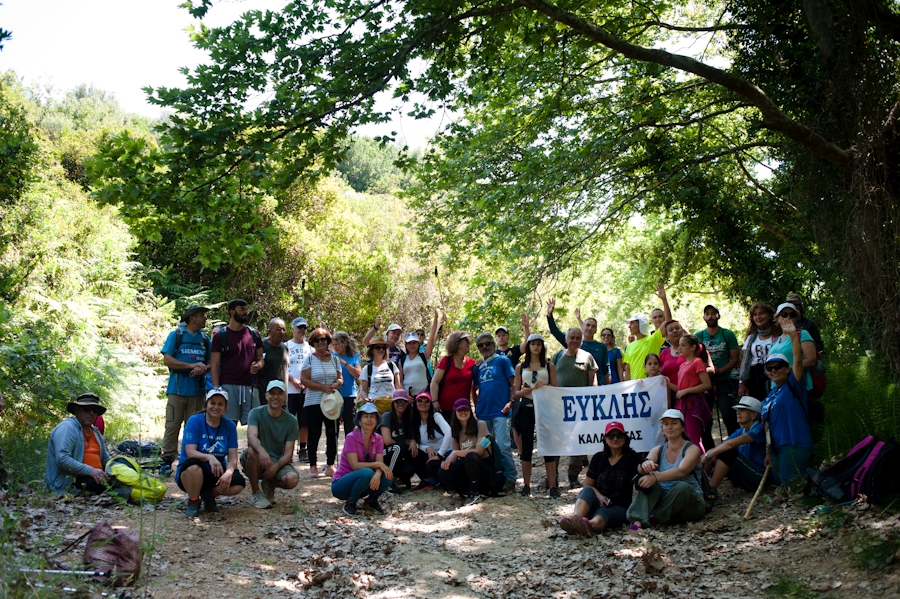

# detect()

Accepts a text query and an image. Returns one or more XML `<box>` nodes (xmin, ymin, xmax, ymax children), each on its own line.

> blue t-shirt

<box><xmin>607</xmin><ymin>347</ymin><xmax>623</xmax><ymax>384</ymax></box>
<box><xmin>472</xmin><ymin>353</ymin><xmax>515</xmax><ymax>420</ymax></box>
<box><xmin>769</xmin><ymin>331</ymin><xmax>814</xmax><ymax>390</ymax></box>
<box><xmin>580</xmin><ymin>340</ymin><xmax>609</xmax><ymax>383</ymax></box>
<box><xmin>728</xmin><ymin>421</ymin><xmax>766</xmax><ymax>470</ymax></box>
<box><xmin>161</xmin><ymin>327</ymin><xmax>211</xmax><ymax>396</ymax></box>
<box><xmin>339</xmin><ymin>353</ymin><xmax>361</xmax><ymax>397</ymax></box>
<box><xmin>175</xmin><ymin>413</ymin><xmax>238</xmax><ymax>480</ymax></box>
<box><xmin>761</xmin><ymin>371</ymin><xmax>812</xmax><ymax>450</ymax></box>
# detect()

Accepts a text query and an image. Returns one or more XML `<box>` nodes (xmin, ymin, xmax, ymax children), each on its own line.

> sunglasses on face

<box><xmin>765</xmin><ymin>363</ymin><xmax>788</xmax><ymax>372</ymax></box>
<box><xmin>605</xmin><ymin>433</ymin><xmax>626</xmax><ymax>440</ymax></box>
<box><xmin>312</xmin><ymin>338</ymin><xmax>329</xmax><ymax>344</ymax></box>
<box><xmin>477</xmin><ymin>341</ymin><xmax>494</xmax><ymax>349</ymax></box>
<box><xmin>416</xmin><ymin>398</ymin><xmax>431</xmax><ymax>404</ymax></box>
<box><xmin>81</xmin><ymin>406</ymin><xmax>103</xmax><ymax>414</ymax></box>
<box><xmin>372</xmin><ymin>345</ymin><xmax>386</xmax><ymax>350</ymax></box>
<box><xmin>779</xmin><ymin>312</ymin><xmax>798</xmax><ymax>319</ymax></box>
<box><xmin>394</xmin><ymin>400</ymin><xmax>408</xmax><ymax>406</ymax></box>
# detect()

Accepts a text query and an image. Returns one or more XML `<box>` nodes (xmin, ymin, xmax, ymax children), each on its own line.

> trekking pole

<box><xmin>301</xmin><ymin>278</ymin><xmax>306</xmax><ymax>315</ymax></box>
<box><xmin>743</xmin><ymin>463</ymin><xmax>770</xmax><ymax>520</ymax></box>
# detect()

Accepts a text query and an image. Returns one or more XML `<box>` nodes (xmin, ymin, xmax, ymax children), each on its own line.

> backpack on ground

<box><xmin>106</xmin><ymin>456</ymin><xmax>167</xmax><ymax>503</ymax></box>
<box><xmin>117</xmin><ymin>440</ymin><xmax>161</xmax><ymax>459</ymax></box>
<box><xmin>807</xmin><ymin>436</ymin><xmax>900</xmax><ymax>504</ymax></box>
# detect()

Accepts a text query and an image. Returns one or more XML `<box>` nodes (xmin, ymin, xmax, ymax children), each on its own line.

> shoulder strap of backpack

<box><xmin>422</xmin><ymin>352</ymin><xmax>432</xmax><ymax>384</ymax></box>
<box><xmin>220</xmin><ymin>327</ymin><xmax>229</xmax><ymax>356</ymax></box>
<box><xmin>174</xmin><ymin>328</ymin><xmax>183</xmax><ymax>353</ymax></box>
<box><xmin>552</xmin><ymin>350</ymin><xmax>564</xmax><ymax>364</ymax></box>
<box><xmin>366</xmin><ymin>362</ymin><xmax>374</xmax><ymax>387</ymax></box>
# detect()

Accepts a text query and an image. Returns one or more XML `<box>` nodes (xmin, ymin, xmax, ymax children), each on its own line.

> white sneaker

<box><xmin>250</xmin><ymin>490</ymin><xmax>271</xmax><ymax>509</ymax></box>
<box><xmin>261</xmin><ymin>479</ymin><xmax>276</xmax><ymax>505</ymax></box>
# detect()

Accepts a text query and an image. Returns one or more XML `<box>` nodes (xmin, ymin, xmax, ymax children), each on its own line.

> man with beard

<box><xmin>210</xmin><ymin>299</ymin><xmax>264</xmax><ymax>425</ymax></box>
<box><xmin>695</xmin><ymin>305</ymin><xmax>741</xmax><ymax>435</ymax></box>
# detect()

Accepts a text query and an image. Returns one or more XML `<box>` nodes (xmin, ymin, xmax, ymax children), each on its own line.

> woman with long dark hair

<box><xmin>513</xmin><ymin>333</ymin><xmax>558</xmax><ymax>497</ymax></box>
<box><xmin>408</xmin><ymin>391</ymin><xmax>452</xmax><ymax>491</ymax></box>
<box><xmin>560</xmin><ymin>421</ymin><xmax>641</xmax><ymax>536</ymax></box>
<box><xmin>381</xmin><ymin>389</ymin><xmax>416</xmax><ymax>491</ymax></box>
<box><xmin>438</xmin><ymin>398</ymin><xmax>500</xmax><ymax>505</ymax></box>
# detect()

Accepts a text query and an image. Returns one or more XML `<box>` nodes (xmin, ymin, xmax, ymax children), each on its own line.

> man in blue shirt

<box><xmin>701</xmin><ymin>396</ymin><xmax>767</xmax><ymax>502</ymax></box>
<box><xmin>472</xmin><ymin>332</ymin><xmax>517</xmax><ymax>493</ymax></box>
<box><xmin>160</xmin><ymin>305</ymin><xmax>211</xmax><ymax>473</ymax></box>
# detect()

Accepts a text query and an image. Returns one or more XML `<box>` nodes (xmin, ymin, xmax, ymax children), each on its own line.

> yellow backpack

<box><xmin>105</xmin><ymin>456</ymin><xmax>167</xmax><ymax>503</ymax></box>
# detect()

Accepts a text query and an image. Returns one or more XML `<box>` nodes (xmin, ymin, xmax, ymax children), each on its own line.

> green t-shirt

<box><xmin>622</xmin><ymin>328</ymin><xmax>665</xmax><ymax>380</ymax></box>
<box><xmin>248</xmin><ymin>405</ymin><xmax>299</xmax><ymax>462</ymax></box>
<box><xmin>694</xmin><ymin>328</ymin><xmax>740</xmax><ymax>381</ymax></box>
<box><xmin>553</xmin><ymin>349</ymin><xmax>598</xmax><ymax>387</ymax></box>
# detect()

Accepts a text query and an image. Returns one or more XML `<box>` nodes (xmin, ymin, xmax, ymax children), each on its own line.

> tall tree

<box><xmin>96</xmin><ymin>0</ymin><xmax>900</xmax><ymax>376</ymax></box>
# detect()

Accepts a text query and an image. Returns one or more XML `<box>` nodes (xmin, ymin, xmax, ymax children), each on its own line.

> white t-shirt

<box><xmin>366</xmin><ymin>360</ymin><xmax>398</xmax><ymax>399</ymax></box>
<box><xmin>416</xmin><ymin>412</ymin><xmax>452</xmax><ymax>455</ymax></box>
<box><xmin>286</xmin><ymin>339</ymin><xmax>311</xmax><ymax>393</ymax></box>
<box><xmin>742</xmin><ymin>335</ymin><xmax>774</xmax><ymax>367</ymax></box>
<box><xmin>401</xmin><ymin>352</ymin><xmax>429</xmax><ymax>395</ymax></box>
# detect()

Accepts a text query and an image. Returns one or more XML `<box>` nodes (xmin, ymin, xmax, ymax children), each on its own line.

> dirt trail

<box><xmin>9</xmin><ymin>437</ymin><xmax>900</xmax><ymax>599</ymax></box>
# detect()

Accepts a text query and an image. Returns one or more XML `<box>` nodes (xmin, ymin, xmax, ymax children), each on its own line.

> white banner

<box><xmin>532</xmin><ymin>375</ymin><xmax>668</xmax><ymax>455</ymax></box>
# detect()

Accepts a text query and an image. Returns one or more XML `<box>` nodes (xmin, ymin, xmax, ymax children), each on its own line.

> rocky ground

<box><xmin>4</xmin><ymin>441</ymin><xmax>900</xmax><ymax>599</ymax></box>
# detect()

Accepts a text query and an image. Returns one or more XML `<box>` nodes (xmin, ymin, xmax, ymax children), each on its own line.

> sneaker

<box><xmin>324</xmin><ymin>465</ymin><xmax>336</xmax><ymax>478</ymax></box>
<box><xmin>308</xmin><ymin>466</ymin><xmax>320</xmax><ymax>478</ymax></box>
<box><xmin>185</xmin><ymin>498</ymin><xmax>201</xmax><ymax>517</ymax></box>
<box><xmin>250</xmin><ymin>490</ymin><xmax>271</xmax><ymax>509</ymax></box>
<box><xmin>570</xmin><ymin>516</ymin><xmax>593</xmax><ymax>538</ymax></box>
<box><xmin>559</xmin><ymin>516</ymin><xmax>576</xmax><ymax>535</ymax></box>
<box><xmin>158</xmin><ymin>463</ymin><xmax>173</xmax><ymax>477</ymax></box>
<box><xmin>548</xmin><ymin>487</ymin><xmax>561</xmax><ymax>499</ymax></box>
<box><xmin>711</xmin><ymin>487</ymin><xmax>722</xmax><ymax>506</ymax></box>
<box><xmin>387</xmin><ymin>483</ymin><xmax>403</xmax><ymax>495</ymax></box>
<box><xmin>261</xmin><ymin>479</ymin><xmax>276</xmax><ymax>505</ymax></box>
<box><xmin>519</xmin><ymin>485</ymin><xmax>531</xmax><ymax>497</ymax></box>
<box><xmin>363</xmin><ymin>497</ymin><xmax>385</xmax><ymax>514</ymax></box>
<box><xmin>464</xmin><ymin>494</ymin><xmax>480</xmax><ymax>506</ymax></box>
<box><xmin>342</xmin><ymin>500</ymin><xmax>357</xmax><ymax>516</ymax></box>
<box><xmin>201</xmin><ymin>492</ymin><xmax>219</xmax><ymax>513</ymax></box>
<box><xmin>568</xmin><ymin>478</ymin><xmax>582</xmax><ymax>489</ymax></box>
<box><xmin>502</xmin><ymin>479</ymin><xmax>517</xmax><ymax>494</ymax></box>
<box><xmin>413</xmin><ymin>481</ymin><xmax>434</xmax><ymax>493</ymax></box>
<box><xmin>298</xmin><ymin>447</ymin><xmax>309</xmax><ymax>463</ymax></box>
<box><xmin>629</xmin><ymin>523</ymin><xmax>643</xmax><ymax>532</ymax></box>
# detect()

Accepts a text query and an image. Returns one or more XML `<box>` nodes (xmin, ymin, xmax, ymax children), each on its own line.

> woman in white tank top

<box><xmin>512</xmin><ymin>334</ymin><xmax>557</xmax><ymax>498</ymax></box>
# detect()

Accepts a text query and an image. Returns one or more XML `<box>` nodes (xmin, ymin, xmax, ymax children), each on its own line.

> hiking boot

<box><xmin>519</xmin><ymin>485</ymin><xmax>531</xmax><ymax>497</ymax></box>
<box><xmin>297</xmin><ymin>447</ymin><xmax>309</xmax><ymax>463</ymax></box>
<box><xmin>250</xmin><ymin>490</ymin><xmax>271</xmax><ymax>509</ymax></box>
<box><xmin>570</xmin><ymin>516</ymin><xmax>593</xmax><ymax>538</ymax></box>
<box><xmin>159</xmin><ymin>462</ymin><xmax>173</xmax><ymax>477</ymax></box>
<box><xmin>559</xmin><ymin>516</ymin><xmax>576</xmax><ymax>535</ymax></box>
<box><xmin>548</xmin><ymin>487</ymin><xmax>562</xmax><ymax>499</ymax></box>
<box><xmin>201</xmin><ymin>492</ymin><xmax>219</xmax><ymax>513</ymax></box>
<box><xmin>261</xmin><ymin>479</ymin><xmax>276</xmax><ymax>505</ymax></box>
<box><xmin>363</xmin><ymin>497</ymin><xmax>385</xmax><ymax>514</ymax></box>
<box><xmin>185</xmin><ymin>498</ymin><xmax>201</xmax><ymax>517</ymax></box>
<box><xmin>464</xmin><ymin>494</ymin><xmax>480</xmax><ymax>506</ymax></box>
<box><xmin>502</xmin><ymin>479</ymin><xmax>517</xmax><ymax>494</ymax></box>
<box><xmin>342</xmin><ymin>500</ymin><xmax>357</xmax><ymax>516</ymax></box>
<box><xmin>568</xmin><ymin>478</ymin><xmax>582</xmax><ymax>489</ymax></box>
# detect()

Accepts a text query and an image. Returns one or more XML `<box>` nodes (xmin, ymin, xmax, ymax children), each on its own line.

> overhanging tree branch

<box><xmin>519</xmin><ymin>0</ymin><xmax>852</xmax><ymax>170</ymax></box>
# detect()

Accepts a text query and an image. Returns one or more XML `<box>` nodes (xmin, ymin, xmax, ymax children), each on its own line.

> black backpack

<box><xmin>218</xmin><ymin>325</ymin><xmax>262</xmax><ymax>357</ymax></box>
<box><xmin>807</xmin><ymin>436</ymin><xmax>900</xmax><ymax>504</ymax></box>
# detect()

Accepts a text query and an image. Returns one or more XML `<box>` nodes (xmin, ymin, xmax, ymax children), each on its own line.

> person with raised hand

<box><xmin>738</xmin><ymin>303</ymin><xmax>780</xmax><ymax>403</ymax></box>
<box><xmin>623</xmin><ymin>285</ymin><xmax>672</xmax><ymax>380</ymax></box>
<box><xmin>176</xmin><ymin>388</ymin><xmax>245</xmax><ymax>516</ymax></box>
<box><xmin>627</xmin><ymin>409</ymin><xmax>706</xmax><ymax>531</ymax></box>
<box><xmin>331</xmin><ymin>402</ymin><xmax>393</xmax><ymax>515</ymax></box>
<box><xmin>559</xmin><ymin>422</ymin><xmax>641</xmax><ymax>537</ymax></box>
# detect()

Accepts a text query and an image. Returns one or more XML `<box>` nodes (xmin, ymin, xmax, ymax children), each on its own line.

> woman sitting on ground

<box><xmin>760</xmin><ymin>317</ymin><xmax>812</xmax><ymax>487</ymax></box>
<box><xmin>331</xmin><ymin>402</ymin><xmax>393</xmax><ymax>515</ymax></box>
<box><xmin>409</xmin><ymin>391</ymin><xmax>452</xmax><ymax>491</ymax></box>
<box><xmin>176</xmin><ymin>388</ymin><xmax>246</xmax><ymax>516</ymax></box>
<box><xmin>438</xmin><ymin>398</ymin><xmax>500</xmax><ymax>505</ymax></box>
<box><xmin>559</xmin><ymin>421</ymin><xmax>641</xmax><ymax>537</ymax></box>
<box><xmin>513</xmin><ymin>333</ymin><xmax>558</xmax><ymax>497</ymax></box>
<box><xmin>627</xmin><ymin>409</ymin><xmax>706</xmax><ymax>530</ymax></box>
<box><xmin>702</xmin><ymin>396</ymin><xmax>767</xmax><ymax>500</ymax></box>
<box><xmin>381</xmin><ymin>389</ymin><xmax>416</xmax><ymax>491</ymax></box>
<box><xmin>738</xmin><ymin>303</ymin><xmax>779</xmax><ymax>401</ymax></box>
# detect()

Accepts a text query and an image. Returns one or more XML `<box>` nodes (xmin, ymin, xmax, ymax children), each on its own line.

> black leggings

<box><xmin>304</xmin><ymin>404</ymin><xmax>338</xmax><ymax>467</ymax></box>
<box><xmin>383</xmin><ymin>443</ymin><xmax>416</xmax><ymax>485</ymax></box>
<box><xmin>410</xmin><ymin>451</ymin><xmax>442</xmax><ymax>482</ymax></box>
<box><xmin>438</xmin><ymin>453</ymin><xmax>495</xmax><ymax>497</ymax></box>
<box><xmin>342</xmin><ymin>396</ymin><xmax>357</xmax><ymax>436</ymax></box>
<box><xmin>518</xmin><ymin>405</ymin><xmax>536</xmax><ymax>463</ymax></box>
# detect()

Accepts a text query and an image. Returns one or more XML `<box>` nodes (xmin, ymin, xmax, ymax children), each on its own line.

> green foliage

<box><xmin>0</xmin><ymin>74</ymin><xmax>39</xmax><ymax>208</ymax></box>
<box><xmin>336</xmin><ymin>136</ymin><xmax>414</xmax><ymax>193</ymax></box>
<box><xmin>849</xmin><ymin>534</ymin><xmax>900</xmax><ymax>571</ymax></box>
<box><xmin>763</xmin><ymin>577</ymin><xmax>817</xmax><ymax>599</ymax></box>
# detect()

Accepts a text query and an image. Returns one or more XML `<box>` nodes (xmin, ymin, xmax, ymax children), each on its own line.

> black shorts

<box><xmin>175</xmin><ymin>457</ymin><xmax>246</xmax><ymax>494</ymax></box>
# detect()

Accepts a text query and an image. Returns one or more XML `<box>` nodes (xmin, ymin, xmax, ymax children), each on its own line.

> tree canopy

<box><xmin>93</xmin><ymin>0</ymin><xmax>900</xmax><ymax>377</ymax></box>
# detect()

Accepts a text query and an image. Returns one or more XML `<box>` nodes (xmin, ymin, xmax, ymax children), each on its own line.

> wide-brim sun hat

<box><xmin>354</xmin><ymin>401</ymin><xmax>380</xmax><ymax>426</ymax></box>
<box><xmin>733</xmin><ymin>396</ymin><xmax>762</xmax><ymax>413</ymax></box>
<box><xmin>67</xmin><ymin>393</ymin><xmax>107</xmax><ymax>416</ymax></box>
<box><xmin>320</xmin><ymin>391</ymin><xmax>344</xmax><ymax>420</ymax></box>
<box><xmin>367</xmin><ymin>335</ymin><xmax>388</xmax><ymax>346</ymax></box>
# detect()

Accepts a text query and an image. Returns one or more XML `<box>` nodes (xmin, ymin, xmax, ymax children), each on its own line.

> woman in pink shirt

<box><xmin>331</xmin><ymin>403</ymin><xmax>393</xmax><ymax>516</ymax></box>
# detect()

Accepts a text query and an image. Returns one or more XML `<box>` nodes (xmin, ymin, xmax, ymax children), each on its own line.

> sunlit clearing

<box><xmin>383</xmin><ymin>516</ymin><xmax>471</xmax><ymax>533</ymax></box>
<box><xmin>443</xmin><ymin>534</ymin><xmax>496</xmax><ymax>551</ymax></box>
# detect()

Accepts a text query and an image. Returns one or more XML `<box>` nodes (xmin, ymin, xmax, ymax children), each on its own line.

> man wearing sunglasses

<box><xmin>472</xmin><ymin>333</ymin><xmax>518</xmax><ymax>493</ymax></box>
<box><xmin>46</xmin><ymin>393</ymin><xmax>111</xmax><ymax>494</ymax></box>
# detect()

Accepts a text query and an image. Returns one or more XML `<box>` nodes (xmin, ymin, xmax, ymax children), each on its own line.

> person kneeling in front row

<box><xmin>627</xmin><ymin>409</ymin><xmax>706</xmax><ymax>530</ymax></box>
<box><xmin>560</xmin><ymin>421</ymin><xmax>642</xmax><ymax>537</ymax></box>
<box><xmin>176</xmin><ymin>388</ymin><xmax>245</xmax><ymax>516</ymax></box>
<box><xmin>331</xmin><ymin>402</ymin><xmax>393</xmax><ymax>515</ymax></box>
<box><xmin>46</xmin><ymin>394</ymin><xmax>112</xmax><ymax>495</ymax></box>
<box><xmin>702</xmin><ymin>396</ymin><xmax>767</xmax><ymax>503</ymax></box>
<box><xmin>241</xmin><ymin>380</ymin><xmax>300</xmax><ymax>509</ymax></box>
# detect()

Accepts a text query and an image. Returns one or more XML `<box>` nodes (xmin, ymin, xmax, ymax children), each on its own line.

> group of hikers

<box><xmin>42</xmin><ymin>287</ymin><xmax>825</xmax><ymax>533</ymax></box>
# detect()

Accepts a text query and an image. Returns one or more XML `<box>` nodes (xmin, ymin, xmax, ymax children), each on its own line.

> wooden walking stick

<box><xmin>744</xmin><ymin>463</ymin><xmax>771</xmax><ymax>520</ymax></box>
